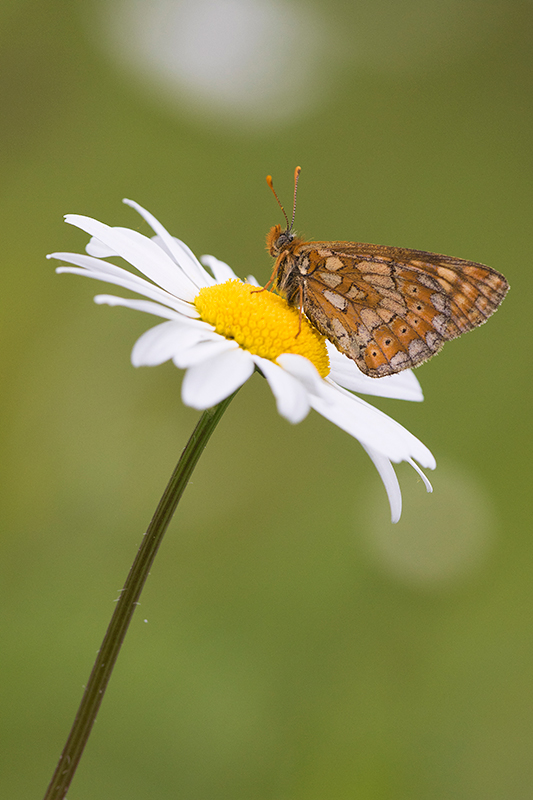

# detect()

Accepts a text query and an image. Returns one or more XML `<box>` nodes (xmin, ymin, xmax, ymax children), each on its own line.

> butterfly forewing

<box><xmin>270</xmin><ymin>234</ymin><xmax>509</xmax><ymax>377</ymax></box>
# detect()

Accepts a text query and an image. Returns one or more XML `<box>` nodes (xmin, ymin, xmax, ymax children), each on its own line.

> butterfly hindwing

<box><xmin>287</xmin><ymin>242</ymin><xmax>508</xmax><ymax>377</ymax></box>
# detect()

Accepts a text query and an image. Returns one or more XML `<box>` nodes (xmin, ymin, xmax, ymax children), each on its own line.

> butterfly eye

<box><xmin>276</xmin><ymin>230</ymin><xmax>295</xmax><ymax>249</ymax></box>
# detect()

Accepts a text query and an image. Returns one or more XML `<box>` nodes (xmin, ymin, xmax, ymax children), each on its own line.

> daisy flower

<box><xmin>49</xmin><ymin>199</ymin><xmax>435</xmax><ymax>522</ymax></box>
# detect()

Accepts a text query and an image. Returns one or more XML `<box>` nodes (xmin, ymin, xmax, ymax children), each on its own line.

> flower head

<box><xmin>49</xmin><ymin>200</ymin><xmax>435</xmax><ymax>522</ymax></box>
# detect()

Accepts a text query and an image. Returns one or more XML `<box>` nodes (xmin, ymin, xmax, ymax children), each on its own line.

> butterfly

<box><xmin>265</xmin><ymin>167</ymin><xmax>509</xmax><ymax>378</ymax></box>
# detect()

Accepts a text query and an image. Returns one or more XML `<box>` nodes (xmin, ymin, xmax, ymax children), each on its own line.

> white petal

<box><xmin>49</xmin><ymin>251</ymin><xmax>139</xmax><ymax>279</ymax></box>
<box><xmin>86</xmin><ymin>237</ymin><xmax>117</xmax><ymax>258</ymax></box>
<box><xmin>326</xmin><ymin>343</ymin><xmax>424</xmax><ymax>402</ymax></box>
<box><xmin>275</xmin><ymin>353</ymin><xmax>324</xmax><ymax>396</ymax></box>
<box><xmin>150</xmin><ymin>236</ymin><xmax>215</xmax><ymax>287</ymax></box>
<box><xmin>200</xmin><ymin>254</ymin><xmax>239</xmax><ymax>282</ymax></box>
<box><xmin>408</xmin><ymin>458</ymin><xmax>434</xmax><ymax>492</ymax></box>
<box><xmin>94</xmin><ymin>295</ymin><xmax>184</xmax><ymax>320</ymax></box>
<box><xmin>173</xmin><ymin>338</ymin><xmax>239</xmax><ymax>368</ymax></box>
<box><xmin>361</xmin><ymin>445</ymin><xmax>402</xmax><ymax>523</ymax></box>
<box><xmin>181</xmin><ymin>348</ymin><xmax>255</xmax><ymax>409</ymax></box>
<box><xmin>64</xmin><ymin>215</ymin><xmax>197</xmax><ymax>300</ymax></box>
<box><xmin>131</xmin><ymin>320</ymin><xmax>215</xmax><ymax>366</ymax></box>
<box><xmin>122</xmin><ymin>199</ymin><xmax>214</xmax><ymax>289</ymax></box>
<box><xmin>310</xmin><ymin>382</ymin><xmax>435</xmax><ymax>466</ymax></box>
<box><xmin>246</xmin><ymin>274</ymin><xmax>260</xmax><ymax>287</ymax></box>
<box><xmin>53</xmin><ymin>261</ymin><xmax>199</xmax><ymax>318</ymax></box>
<box><xmin>253</xmin><ymin>356</ymin><xmax>310</xmax><ymax>424</ymax></box>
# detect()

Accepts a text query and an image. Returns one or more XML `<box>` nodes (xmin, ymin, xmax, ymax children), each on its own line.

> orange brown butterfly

<box><xmin>265</xmin><ymin>167</ymin><xmax>509</xmax><ymax>378</ymax></box>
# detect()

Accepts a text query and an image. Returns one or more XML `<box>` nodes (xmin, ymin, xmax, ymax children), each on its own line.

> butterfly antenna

<box><xmin>291</xmin><ymin>166</ymin><xmax>301</xmax><ymax>231</ymax></box>
<box><xmin>266</xmin><ymin>174</ymin><xmax>290</xmax><ymax>231</ymax></box>
<box><xmin>267</xmin><ymin>166</ymin><xmax>302</xmax><ymax>233</ymax></box>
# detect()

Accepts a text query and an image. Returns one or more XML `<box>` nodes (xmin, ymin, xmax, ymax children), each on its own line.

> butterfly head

<box><xmin>266</xmin><ymin>223</ymin><xmax>296</xmax><ymax>256</ymax></box>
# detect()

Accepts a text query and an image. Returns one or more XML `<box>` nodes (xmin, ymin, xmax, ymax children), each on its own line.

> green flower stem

<box><xmin>42</xmin><ymin>392</ymin><xmax>237</xmax><ymax>800</ymax></box>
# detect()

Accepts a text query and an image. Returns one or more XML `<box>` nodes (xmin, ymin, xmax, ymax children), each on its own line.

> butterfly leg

<box><xmin>251</xmin><ymin>260</ymin><xmax>279</xmax><ymax>295</ymax></box>
<box><xmin>295</xmin><ymin>283</ymin><xmax>304</xmax><ymax>338</ymax></box>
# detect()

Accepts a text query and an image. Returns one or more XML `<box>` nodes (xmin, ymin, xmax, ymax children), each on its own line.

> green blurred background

<box><xmin>1</xmin><ymin>0</ymin><xmax>531</xmax><ymax>797</ymax></box>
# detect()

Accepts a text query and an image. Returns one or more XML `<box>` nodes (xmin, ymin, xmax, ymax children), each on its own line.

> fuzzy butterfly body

<box><xmin>265</xmin><ymin>172</ymin><xmax>509</xmax><ymax>377</ymax></box>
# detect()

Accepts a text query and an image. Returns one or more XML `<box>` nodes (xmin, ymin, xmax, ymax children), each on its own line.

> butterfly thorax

<box><xmin>266</xmin><ymin>224</ymin><xmax>309</xmax><ymax>305</ymax></box>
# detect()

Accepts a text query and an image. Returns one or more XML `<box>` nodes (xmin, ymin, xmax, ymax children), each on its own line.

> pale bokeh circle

<box><xmin>361</xmin><ymin>461</ymin><xmax>497</xmax><ymax>589</ymax></box>
<box><xmin>100</xmin><ymin>0</ymin><xmax>332</xmax><ymax>128</ymax></box>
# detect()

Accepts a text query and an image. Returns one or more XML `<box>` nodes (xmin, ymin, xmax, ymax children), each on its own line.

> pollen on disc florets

<box><xmin>194</xmin><ymin>279</ymin><xmax>330</xmax><ymax>378</ymax></box>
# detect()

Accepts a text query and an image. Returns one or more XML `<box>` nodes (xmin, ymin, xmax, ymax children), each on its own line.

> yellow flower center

<box><xmin>194</xmin><ymin>280</ymin><xmax>330</xmax><ymax>378</ymax></box>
